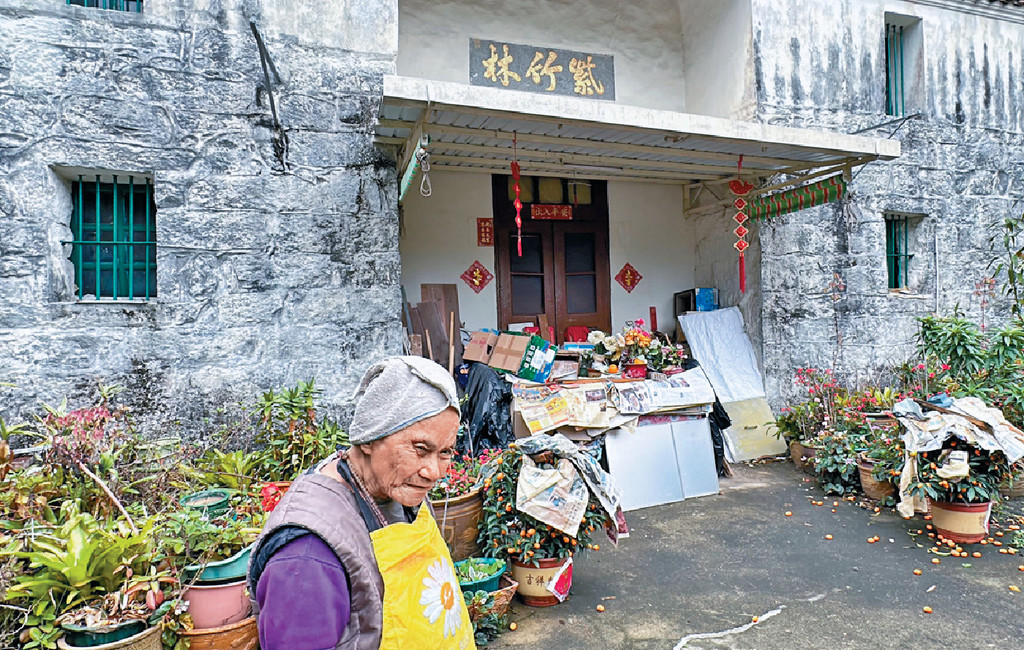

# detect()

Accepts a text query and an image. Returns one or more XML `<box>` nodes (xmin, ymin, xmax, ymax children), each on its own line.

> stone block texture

<box><xmin>751</xmin><ymin>0</ymin><xmax>1024</xmax><ymax>407</ymax></box>
<box><xmin>0</xmin><ymin>0</ymin><xmax>401</xmax><ymax>437</ymax></box>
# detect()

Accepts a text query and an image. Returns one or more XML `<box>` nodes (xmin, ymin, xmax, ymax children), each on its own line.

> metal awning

<box><xmin>375</xmin><ymin>75</ymin><xmax>900</xmax><ymax>199</ymax></box>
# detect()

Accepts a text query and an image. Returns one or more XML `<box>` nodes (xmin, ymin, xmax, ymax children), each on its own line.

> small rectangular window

<box><xmin>67</xmin><ymin>174</ymin><xmax>157</xmax><ymax>301</ymax></box>
<box><xmin>885</xmin><ymin>213</ymin><xmax>911</xmax><ymax>290</ymax></box>
<box><xmin>884</xmin><ymin>14</ymin><xmax>923</xmax><ymax>117</ymax></box>
<box><xmin>66</xmin><ymin>0</ymin><xmax>144</xmax><ymax>12</ymax></box>
<box><xmin>884</xmin><ymin>23</ymin><xmax>905</xmax><ymax>117</ymax></box>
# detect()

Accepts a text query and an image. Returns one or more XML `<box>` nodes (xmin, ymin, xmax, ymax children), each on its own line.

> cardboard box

<box><xmin>488</xmin><ymin>332</ymin><xmax>532</xmax><ymax>372</ymax></box>
<box><xmin>463</xmin><ymin>330</ymin><xmax>498</xmax><ymax>363</ymax></box>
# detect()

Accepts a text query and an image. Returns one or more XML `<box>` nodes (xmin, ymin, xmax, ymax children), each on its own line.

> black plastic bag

<box><xmin>459</xmin><ymin>362</ymin><xmax>515</xmax><ymax>456</ymax></box>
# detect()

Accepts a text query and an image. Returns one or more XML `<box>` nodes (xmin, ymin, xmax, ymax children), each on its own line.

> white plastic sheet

<box><xmin>678</xmin><ymin>307</ymin><xmax>765</xmax><ymax>403</ymax></box>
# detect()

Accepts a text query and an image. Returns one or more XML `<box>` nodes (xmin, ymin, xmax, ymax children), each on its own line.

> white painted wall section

<box><xmin>608</xmin><ymin>182</ymin><xmax>694</xmax><ymax>334</ymax></box>
<box><xmin>397</xmin><ymin>0</ymin><xmax>689</xmax><ymax>112</ymax></box>
<box><xmin>679</xmin><ymin>0</ymin><xmax>756</xmax><ymax>119</ymax></box>
<box><xmin>399</xmin><ymin>171</ymin><xmax>498</xmax><ymax>331</ymax></box>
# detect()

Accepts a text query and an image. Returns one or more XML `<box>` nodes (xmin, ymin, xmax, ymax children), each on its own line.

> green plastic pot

<box><xmin>455</xmin><ymin>557</ymin><xmax>504</xmax><ymax>594</ymax></box>
<box><xmin>179</xmin><ymin>489</ymin><xmax>232</xmax><ymax>518</ymax></box>
<box><xmin>183</xmin><ymin>543</ymin><xmax>254</xmax><ymax>583</ymax></box>
<box><xmin>59</xmin><ymin>620</ymin><xmax>147</xmax><ymax>647</ymax></box>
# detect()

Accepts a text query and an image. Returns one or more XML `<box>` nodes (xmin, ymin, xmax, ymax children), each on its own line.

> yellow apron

<box><xmin>369</xmin><ymin>504</ymin><xmax>477</xmax><ymax>650</ymax></box>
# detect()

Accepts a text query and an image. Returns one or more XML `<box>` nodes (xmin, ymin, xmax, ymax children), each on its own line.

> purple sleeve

<box><xmin>256</xmin><ymin>534</ymin><xmax>351</xmax><ymax>650</ymax></box>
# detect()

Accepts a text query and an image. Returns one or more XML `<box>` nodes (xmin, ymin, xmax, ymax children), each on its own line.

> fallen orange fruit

<box><xmin>973</xmin><ymin>552</ymin><xmax>982</xmax><ymax>558</ymax></box>
<box><xmin>752</xmin><ymin>616</ymin><xmax>759</xmax><ymax>623</ymax></box>
<box><xmin>785</xmin><ymin>511</ymin><xmax>793</xmax><ymax>517</ymax></box>
<box><xmin>913</xmin><ymin>569</ymin><xmax>922</xmax><ymax>575</ymax></box>
<box><xmin>509</xmin><ymin>622</ymin><xmax>517</xmax><ymax>631</ymax></box>
<box><xmin>596</xmin><ymin>604</ymin><xmax>606</xmax><ymax>612</ymax></box>
<box><xmin>932</xmin><ymin>558</ymin><xmax>941</xmax><ymax>564</ymax></box>
<box><xmin>923</xmin><ymin>606</ymin><xmax>933</xmax><ymax>614</ymax></box>
<box><xmin>1011</xmin><ymin>586</ymin><xmax>1021</xmax><ymax>593</ymax></box>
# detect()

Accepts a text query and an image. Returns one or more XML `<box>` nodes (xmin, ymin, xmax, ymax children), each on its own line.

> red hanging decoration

<box><xmin>511</xmin><ymin>132</ymin><xmax>523</xmax><ymax>257</ymax></box>
<box><xmin>730</xmin><ymin>155</ymin><xmax>750</xmax><ymax>294</ymax></box>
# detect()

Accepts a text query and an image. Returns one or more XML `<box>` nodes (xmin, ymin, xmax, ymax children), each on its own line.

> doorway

<box><xmin>492</xmin><ymin>175</ymin><xmax>611</xmax><ymax>341</ymax></box>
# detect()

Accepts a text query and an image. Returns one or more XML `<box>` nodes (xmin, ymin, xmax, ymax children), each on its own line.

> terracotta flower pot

<box><xmin>856</xmin><ymin>454</ymin><xmax>895</xmax><ymax>501</ymax></box>
<box><xmin>430</xmin><ymin>488</ymin><xmax>483</xmax><ymax>562</ymax></box>
<box><xmin>177</xmin><ymin>616</ymin><xmax>258</xmax><ymax>650</ymax></box>
<box><xmin>182</xmin><ymin>579</ymin><xmax>250</xmax><ymax>630</ymax></box>
<box><xmin>511</xmin><ymin>557</ymin><xmax>572</xmax><ymax>607</ymax></box>
<box><xmin>927</xmin><ymin>499</ymin><xmax>992</xmax><ymax>544</ymax></box>
<box><xmin>789</xmin><ymin>440</ymin><xmax>819</xmax><ymax>473</ymax></box>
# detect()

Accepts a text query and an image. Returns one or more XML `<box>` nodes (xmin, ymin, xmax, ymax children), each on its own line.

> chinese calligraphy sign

<box><xmin>477</xmin><ymin>218</ymin><xmax>494</xmax><ymax>246</ymax></box>
<box><xmin>461</xmin><ymin>260</ymin><xmax>494</xmax><ymax>294</ymax></box>
<box><xmin>470</xmin><ymin>39</ymin><xmax>615</xmax><ymax>101</ymax></box>
<box><xmin>531</xmin><ymin>204</ymin><xmax>573</xmax><ymax>220</ymax></box>
<box><xmin>615</xmin><ymin>263</ymin><xmax>642</xmax><ymax>293</ymax></box>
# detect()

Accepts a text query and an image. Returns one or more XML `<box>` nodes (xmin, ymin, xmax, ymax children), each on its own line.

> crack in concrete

<box><xmin>672</xmin><ymin>593</ymin><xmax>826</xmax><ymax>649</ymax></box>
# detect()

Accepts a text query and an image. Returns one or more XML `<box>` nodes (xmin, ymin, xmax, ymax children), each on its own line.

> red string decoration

<box><xmin>730</xmin><ymin>155</ymin><xmax>750</xmax><ymax>294</ymax></box>
<box><xmin>512</xmin><ymin>132</ymin><xmax>523</xmax><ymax>257</ymax></box>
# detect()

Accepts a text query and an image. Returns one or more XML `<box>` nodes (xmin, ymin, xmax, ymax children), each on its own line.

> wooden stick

<box><xmin>79</xmin><ymin>462</ymin><xmax>138</xmax><ymax>535</ymax></box>
<box><xmin>448</xmin><ymin>311</ymin><xmax>456</xmax><ymax>373</ymax></box>
<box><xmin>425</xmin><ymin>329</ymin><xmax>434</xmax><ymax>362</ymax></box>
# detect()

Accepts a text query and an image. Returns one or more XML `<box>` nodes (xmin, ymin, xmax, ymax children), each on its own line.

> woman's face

<box><xmin>358</xmin><ymin>408</ymin><xmax>459</xmax><ymax>507</ymax></box>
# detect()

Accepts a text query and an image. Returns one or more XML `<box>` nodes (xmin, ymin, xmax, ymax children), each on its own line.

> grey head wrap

<box><xmin>349</xmin><ymin>356</ymin><xmax>461</xmax><ymax>446</ymax></box>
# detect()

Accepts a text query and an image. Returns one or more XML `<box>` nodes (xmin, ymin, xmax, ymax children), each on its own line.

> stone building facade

<box><xmin>752</xmin><ymin>0</ymin><xmax>1024</xmax><ymax>404</ymax></box>
<box><xmin>0</xmin><ymin>0</ymin><xmax>403</xmax><ymax>434</ymax></box>
<box><xmin>1</xmin><ymin>0</ymin><xmax>1023</xmax><ymax>435</ymax></box>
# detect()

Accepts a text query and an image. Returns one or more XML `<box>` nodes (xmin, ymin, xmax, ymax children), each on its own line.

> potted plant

<box><xmin>1000</xmin><ymin>462</ymin><xmax>1024</xmax><ymax>498</ymax></box>
<box><xmin>157</xmin><ymin>508</ymin><xmax>264</xmax><ymax>629</ymax></box>
<box><xmin>858</xmin><ymin>424</ymin><xmax>905</xmax><ymax>502</ymax></box>
<box><xmin>429</xmin><ymin>449</ymin><xmax>499</xmax><ymax>561</ymax></box>
<box><xmin>908</xmin><ymin>441</ymin><xmax>1012</xmax><ymax>543</ymax></box>
<box><xmin>250</xmin><ymin>381</ymin><xmax>349</xmax><ymax>496</ymax></box>
<box><xmin>774</xmin><ymin>368</ymin><xmax>846</xmax><ymax>471</ymax></box>
<box><xmin>1</xmin><ymin>503</ymin><xmax>160</xmax><ymax>649</ymax></box>
<box><xmin>477</xmin><ymin>447</ymin><xmax>612</xmax><ymax>607</ymax></box>
<box><xmin>454</xmin><ymin>557</ymin><xmax>505</xmax><ymax>594</ymax></box>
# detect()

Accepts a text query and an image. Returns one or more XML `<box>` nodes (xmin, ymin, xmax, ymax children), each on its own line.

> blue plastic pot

<box><xmin>182</xmin><ymin>543</ymin><xmax>254</xmax><ymax>583</ymax></box>
<box><xmin>454</xmin><ymin>558</ymin><xmax>504</xmax><ymax>594</ymax></box>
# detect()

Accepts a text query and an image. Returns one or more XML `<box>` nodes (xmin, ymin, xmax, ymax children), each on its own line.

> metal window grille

<box><xmin>885</xmin><ymin>214</ymin><xmax>910</xmax><ymax>289</ymax></box>
<box><xmin>884</xmin><ymin>23</ymin><xmax>905</xmax><ymax>117</ymax></box>
<box><xmin>65</xmin><ymin>175</ymin><xmax>157</xmax><ymax>301</ymax></box>
<box><xmin>66</xmin><ymin>0</ymin><xmax>143</xmax><ymax>12</ymax></box>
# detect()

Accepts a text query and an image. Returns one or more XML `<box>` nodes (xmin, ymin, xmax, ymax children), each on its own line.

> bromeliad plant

<box><xmin>907</xmin><ymin>441</ymin><xmax>1012</xmax><ymax>504</ymax></box>
<box><xmin>477</xmin><ymin>447</ymin><xmax>611</xmax><ymax>565</ymax></box>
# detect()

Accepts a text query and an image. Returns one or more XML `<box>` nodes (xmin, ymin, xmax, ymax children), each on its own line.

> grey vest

<box><xmin>248</xmin><ymin>471</ymin><xmax>384</xmax><ymax>650</ymax></box>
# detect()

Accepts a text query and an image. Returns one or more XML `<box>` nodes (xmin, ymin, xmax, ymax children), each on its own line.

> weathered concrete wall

<box><xmin>752</xmin><ymin>0</ymin><xmax>1024</xmax><ymax>405</ymax></box>
<box><xmin>0</xmin><ymin>0</ymin><xmax>401</xmax><ymax>436</ymax></box>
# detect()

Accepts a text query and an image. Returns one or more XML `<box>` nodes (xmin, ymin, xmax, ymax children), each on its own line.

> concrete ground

<box><xmin>492</xmin><ymin>461</ymin><xmax>1024</xmax><ymax>649</ymax></box>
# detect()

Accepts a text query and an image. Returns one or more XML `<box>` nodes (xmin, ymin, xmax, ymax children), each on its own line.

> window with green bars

<box><xmin>885</xmin><ymin>214</ymin><xmax>912</xmax><ymax>290</ymax></box>
<box><xmin>66</xmin><ymin>0</ymin><xmax>143</xmax><ymax>12</ymax></box>
<box><xmin>884</xmin><ymin>23</ymin><xmax>905</xmax><ymax>117</ymax></box>
<box><xmin>65</xmin><ymin>174</ymin><xmax>157</xmax><ymax>301</ymax></box>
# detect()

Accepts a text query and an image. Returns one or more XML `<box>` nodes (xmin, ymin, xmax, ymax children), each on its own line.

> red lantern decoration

<box><xmin>730</xmin><ymin>156</ymin><xmax>751</xmax><ymax>294</ymax></box>
<box><xmin>512</xmin><ymin>132</ymin><xmax>523</xmax><ymax>256</ymax></box>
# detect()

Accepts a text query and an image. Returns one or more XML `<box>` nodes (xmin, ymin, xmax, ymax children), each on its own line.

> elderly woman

<box><xmin>247</xmin><ymin>357</ymin><xmax>476</xmax><ymax>650</ymax></box>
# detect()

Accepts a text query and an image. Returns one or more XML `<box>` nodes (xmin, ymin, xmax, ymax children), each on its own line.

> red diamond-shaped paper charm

<box><xmin>734</xmin><ymin>224</ymin><xmax>749</xmax><ymax>238</ymax></box>
<box><xmin>460</xmin><ymin>260</ymin><xmax>493</xmax><ymax>294</ymax></box>
<box><xmin>614</xmin><ymin>263</ymin><xmax>642</xmax><ymax>293</ymax></box>
<box><xmin>733</xmin><ymin>211</ymin><xmax>748</xmax><ymax>224</ymax></box>
<box><xmin>733</xmin><ymin>198</ymin><xmax>747</xmax><ymax>210</ymax></box>
<box><xmin>734</xmin><ymin>239</ymin><xmax>750</xmax><ymax>253</ymax></box>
